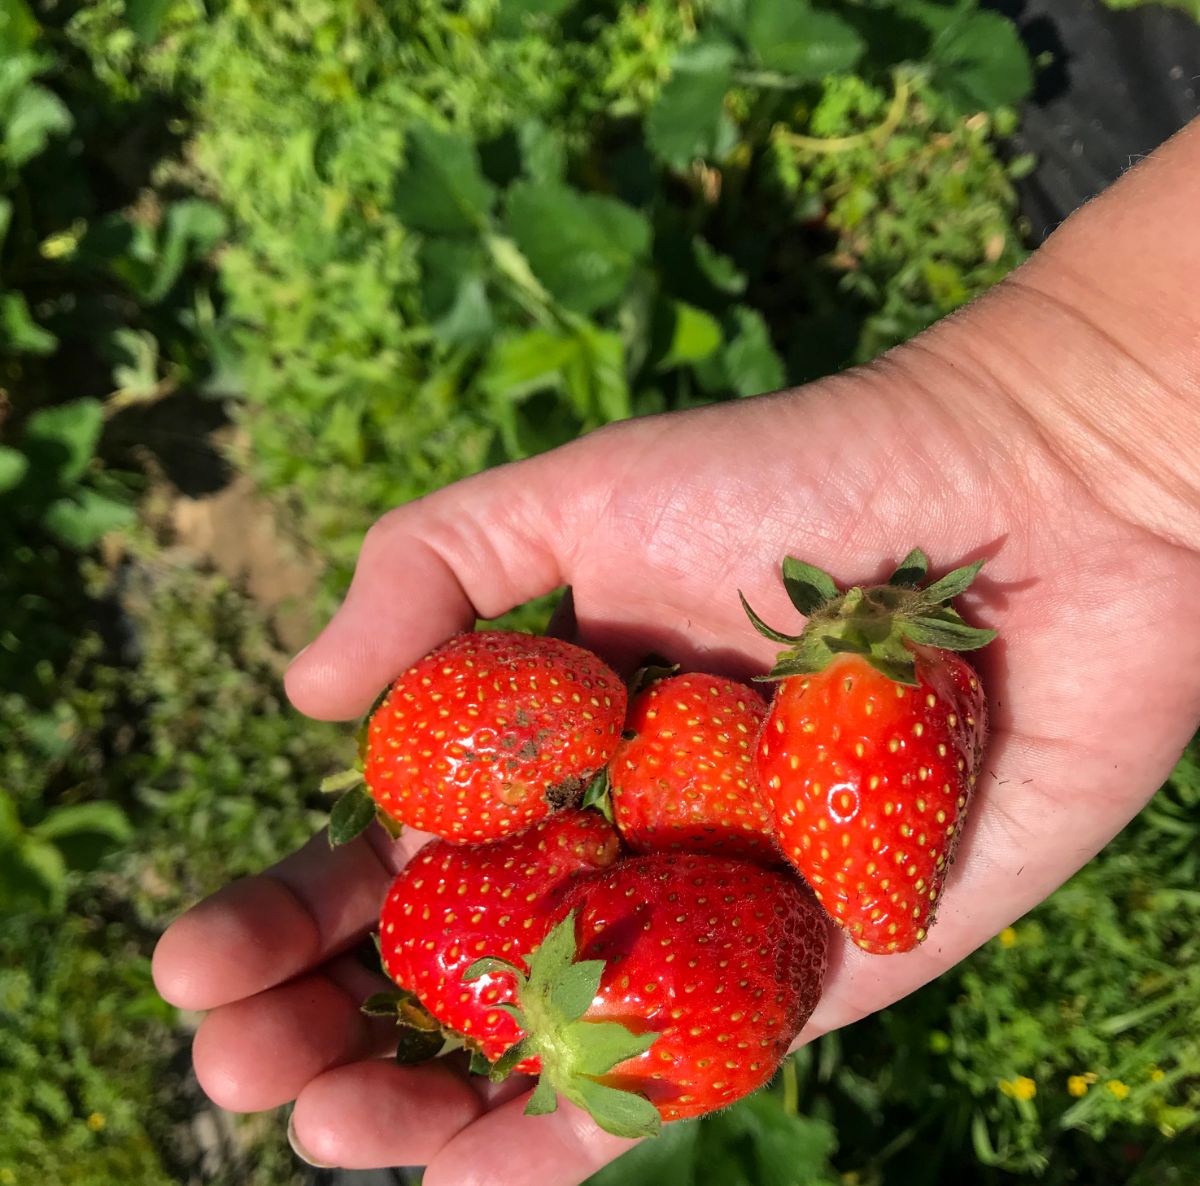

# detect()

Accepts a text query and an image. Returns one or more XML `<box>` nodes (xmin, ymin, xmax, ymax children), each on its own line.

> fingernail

<box><xmin>287</xmin><ymin>1113</ymin><xmax>335</xmax><ymax>1169</ymax></box>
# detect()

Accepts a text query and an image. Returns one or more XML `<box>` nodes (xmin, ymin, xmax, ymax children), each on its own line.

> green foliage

<box><xmin>151</xmin><ymin>0</ymin><xmax>1031</xmax><ymax>587</ymax></box>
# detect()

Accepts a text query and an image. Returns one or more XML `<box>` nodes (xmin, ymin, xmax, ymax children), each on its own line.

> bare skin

<box><xmin>153</xmin><ymin>121</ymin><xmax>1200</xmax><ymax>1183</ymax></box>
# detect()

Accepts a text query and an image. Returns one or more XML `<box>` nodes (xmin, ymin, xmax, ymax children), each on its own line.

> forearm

<box><xmin>911</xmin><ymin>118</ymin><xmax>1200</xmax><ymax>552</ymax></box>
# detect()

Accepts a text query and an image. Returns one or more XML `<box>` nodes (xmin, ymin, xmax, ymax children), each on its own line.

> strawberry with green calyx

<box><xmin>377</xmin><ymin>810</ymin><xmax>621</xmax><ymax>1069</ymax></box>
<box><xmin>743</xmin><ymin>549</ymin><xmax>994</xmax><ymax>955</ymax></box>
<box><xmin>607</xmin><ymin>672</ymin><xmax>778</xmax><ymax>863</ymax></box>
<box><xmin>359</xmin><ymin>631</ymin><xmax>626</xmax><ymax>844</ymax></box>
<box><xmin>466</xmin><ymin>852</ymin><xmax>830</xmax><ymax>1136</ymax></box>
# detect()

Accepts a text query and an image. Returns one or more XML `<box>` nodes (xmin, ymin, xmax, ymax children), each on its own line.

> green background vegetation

<box><xmin>1</xmin><ymin>1</ymin><xmax>1196</xmax><ymax>1183</ymax></box>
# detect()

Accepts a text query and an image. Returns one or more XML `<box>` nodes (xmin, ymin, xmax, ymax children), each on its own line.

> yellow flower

<box><xmin>1149</xmin><ymin>1067</ymin><xmax>1165</xmax><ymax>1083</ymax></box>
<box><xmin>1106</xmin><ymin>1080</ymin><xmax>1130</xmax><ymax>1101</ymax></box>
<box><xmin>998</xmin><ymin>927</ymin><xmax>1018</xmax><ymax>948</ymax></box>
<box><xmin>1067</xmin><ymin>1075</ymin><xmax>1089</xmax><ymax>1097</ymax></box>
<box><xmin>86</xmin><ymin>1112</ymin><xmax>106</xmax><ymax>1132</ymax></box>
<box><xmin>999</xmin><ymin>1076</ymin><xmax>1036</xmax><ymax>1101</ymax></box>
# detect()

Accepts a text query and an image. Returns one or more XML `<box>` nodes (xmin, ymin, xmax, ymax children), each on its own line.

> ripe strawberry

<box><xmin>608</xmin><ymin>673</ymin><xmax>778</xmax><ymax>862</ymax></box>
<box><xmin>468</xmin><ymin>852</ymin><xmax>829</xmax><ymax>1136</ymax></box>
<box><xmin>364</xmin><ymin>631</ymin><xmax>626</xmax><ymax>842</ymax></box>
<box><xmin>378</xmin><ymin>810</ymin><xmax>621</xmax><ymax>1068</ymax></box>
<box><xmin>743</xmin><ymin>549</ymin><xmax>993</xmax><ymax>954</ymax></box>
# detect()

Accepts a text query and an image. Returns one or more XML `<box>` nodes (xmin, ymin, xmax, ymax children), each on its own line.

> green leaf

<box><xmin>126</xmin><ymin>0</ymin><xmax>174</xmax><ymax>43</ymax></box>
<box><xmin>433</xmin><ymin>274</ymin><xmax>494</xmax><ymax>346</ymax></box>
<box><xmin>328</xmin><ymin>785</ymin><xmax>376</xmax><ymax>847</ymax></box>
<box><xmin>525</xmin><ymin>1077</ymin><xmax>559</xmax><ymax>1115</ymax></box>
<box><xmin>42</xmin><ymin>491</ymin><xmax>136</xmax><ymax>549</ymax></box>
<box><xmin>0</xmin><ymin>291</ymin><xmax>56</xmax><ymax>355</ymax></box>
<box><xmin>822</xmin><ymin>634</ymin><xmax>868</xmax><ymax>655</ymax></box>
<box><xmin>580</xmin><ymin>768</ymin><xmax>613</xmax><ymax>823</ymax></box>
<box><xmin>517</xmin><ymin>119</ymin><xmax>566</xmax><ymax>183</ymax></box>
<box><xmin>24</xmin><ymin>399</ymin><xmax>104</xmax><ymax>482</ymax></box>
<box><xmin>655</xmin><ymin>301</ymin><xmax>722</xmax><ymax>371</ymax></box>
<box><xmin>781</xmin><ymin>557</ymin><xmax>840</xmax><ymax>615</ymax></box>
<box><xmin>917</xmin><ymin>558</ymin><xmax>986</xmax><ymax>606</ymax></box>
<box><xmin>496</xmin><ymin>0</ymin><xmax>576</xmax><ymax>36</ymax></box>
<box><xmin>739</xmin><ymin>591</ymin><xmax>801</xmax><ymax>645</ymax></box>
<box><xmin>468</xmin><ymin>1051</ymin><xmax>494</xmax><ymax>1076</ymax></box>
<box><xmin>566</xmin><ymin>1019</ymin><xmax>659</xmax><ymax>1076</ymax></box>
<box><xmin>646</xmin><ymin>41</ymin><xmax>736</xmax><ymax>170</ymax></box>
<box><xmin>863</xmin><ymin>653</ymin><xmax>918</xmax><ymax>687</ymax></box>
<box><xmin>464</xmin><ymin>956</ymin><xmax>525</xmax><ymax>982</ymax></box>
<box><xmin>393</xmin><ymin>124</ymin><xmax>495</xmax><ymax>235</ymax></box>
<box><xmin>546</xmin><ymin>959</ymin><xmax>604</xmax><ymax>1022</ymax></box>
<box><xmin>902</xmin><ymin>612</ymin><xmax>996</xmax><ymax>652</ymax></box>
<box><xmin>910</xmin><ymin>5</ymin><xmax>1033</xmax><ymax>111</ymax></box>
<box><xmin>394</xmin><ymin>1025</ymin><xmax>447</xmax><ymax>1065</ymax></box>
<box><xmin>30</xmin><ymin>802</ymin><xmax>132</xmax><ymax>844</ymax></box>
<box><xmin>505</xmin><ymin>182</ymin><xmax>650</xmax><ymax>315</ymax></box>
<box><xmin>0</xmin><ymin>0</ymin><xmax>38</xmax><ymax>54</ymax></box>
<box><xmin>571</xmin><ymin>1079</ymin><xmax>662</xmax><ymax>1139</ymax></box>
<box><xmin>361</xmin><ymin>992</ymin><xmax>407</xmax><ymax>1017</ymax></box>
<box><xmin>0</xmin><ymin>445</ymin><xmax>29</xmax><ymax>493</ymax></box>
<box><xmin>724</xmin><ymin>306</ymin><xmax>785</xmax><ymax>397</ymax></box>
<box><xmin>146</xmin><ymin>199</ymin><xmax>228</xmax><ymax>303</ymax></box>
<box><xmin>3</xmin><ymin>82</ymin><xmax>72</xmax><ymax>168</ymax></box>
<box><xmin>744</xmin><ymin>1</ymin><xmax>864</xmax><ymax>80</ymax></box>
<box><xmin>319</xmin><ymin>768</ymin><xmax>364</xmax><ymax>795</ymax></box>
<box><xmin>525</xmin><ymin>912</ymin><xmax>580</xmax><ymax>994</ymax></box>
<box><xmin>889</xmin><ymin>548</ymin><xmax>929</xmax><ymax>588</ymax></box>
<box><xmin>692</xmin><ymin>236</ymin><xmax>746</xmax><ymax>295</ymax></box>
<box><xmin>489</xmin><ymin>1038</ymin><xmax>533</xmax><ymax>1080</ymax></box>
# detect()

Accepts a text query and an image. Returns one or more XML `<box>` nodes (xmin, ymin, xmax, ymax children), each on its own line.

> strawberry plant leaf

<box><xmin>0</xmin><ymin>446</ymin><xmax>29</xmax><ymax>493</ymax></box>
<box><xmin>739</xmin><ymin>591</ymin><xmax>802</xmax><ymax>645</ymax></box>
<box><xmin>525</xmin><ymin>911</ymin><xmax>579</xmax><ymax>994</ymax></box>
<box><xmin>646</xmin><ymin>40</ymin><xmax>736</xmax><ymax>170</ymax></box>
<box><xmin>464</xmin><ymin>956</ymin><xmax>526</xmax><ymax>982</ymax></box>
<box><xmin>902</xmin><ymin>612</ymin><xmax>996</xmax><ymax>651</ymax></box>
<box><xmin>863</xmin><ymin>653</ymin><xmax>918</xmax><ymax>687</ymax></box>
<box><xmin>889</xmin><ymin>547</ymin><xmax>929</xmax><ymax>588</ymax></box>
<box><xmin>319</xmin><ymin>768</ymin><xmax>364</xmax><ymax>795</ymax></box>
<box><xmin>781</xmin><ymin>557</ymin><xmax>841</xmax><ymax>616</ymax></box>
<box><xmin>505</xmin><ymin>181</ymin><xmax>650</xmax><ymax>315</ymax></box>
<box><xmin>910</xmin><ymin>5</ymin><xmax>1034</xmax><ymax>112</ymax></box>
<box><xmin>328</xmin><ymin>784</ymin><xmax>376</xmax><ymax>847</ymax></box>
<box><xmin>722</xmin><ymin>306</ymin><xmax>785</xmax><ymax>397</ymax></box>
<box><xmin>546</xmin><ymin>958</ymin><xmax>605</xmax><ymax>1021</ymax></box>
<box><xmin>571</xmin><ymin>1078</ymin><xmax>662</xmax><ymax>1139</ymax></box>
<box><xmin>24</xmin><ymin>399</ymin><xmax>104</xmax><ymax>483</ymax></box>
<box><xmin>468</xmin><ymin>1051</ymin><xmax>494</xmax><ymax>1076</ymax></box>
<box><xmin>566</xmin><ymin>1019</ymin><xmax>660</xmax><ymax>1076</ymax></box>
<box><xmin>581</xmin><ymin>768</ymin><xmax>614</xmax><ymax>823</ymax></box>
<box><xmin>744</xmin><ymin>1</ymin><xmax>864</xmax><ymax>80</ymax></box>
<box><xmin>488</xmin><ymin>1038</ymin><xmax>532</xmax><ymax>1080</ymax></box>
<box><xmin>0</xmin><ymin>291</ymin><xmax>56</xmax><ymax>354</ymax></box>
<box><xmin>525</xmin><ymin>1077</ymin><xmax>559</xmax><ymax>1115</ymax></box>
<box><xmin>654</xmin><ymin>301</ymin><xmax>723</xmax><ymax>371</ymax></box>
<box><xmin>394</xmin><ymin>1025</ymin><xmax>446</xmax><ymax>1065</ymax></box>
<box><xmin>917</xmin><ymin>558</ymin><xmax>985</xmax><ymax>606</ymax></box>
<box><xmin>393</xmin><ymin>124</ymin><xmax>495</xmax><ymax>236</ymax></box>
<box><xmin>42</xmin><ymin>492</ymin><xmax>136</xmax><ymax>550</ymax></box>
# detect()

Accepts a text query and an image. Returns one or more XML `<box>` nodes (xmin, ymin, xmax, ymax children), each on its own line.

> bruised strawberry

<box><xmin>378</xmin><ymin>810</ymin><xmax>621</xmax><ymax>1068</ymax></box>
<box><xmin>364</xmin><ymin>631</ymin><xmax>626</xmax><ymax>842</ymax></box>
<box><xmin>743</xmin><ymin>549</ymin><xmax>993</xmax><ymax>954</ymax></box>
<box><xmin>609</xmin><ymin>673</ymin><xmax>778</xmax><ymax>863</ymax></box>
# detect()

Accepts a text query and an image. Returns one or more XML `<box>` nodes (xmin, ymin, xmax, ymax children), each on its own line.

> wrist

<box><xmin>897</xmin><ymin>119</ymin><xmax>1200</xmax><ymax>553</ymax></box>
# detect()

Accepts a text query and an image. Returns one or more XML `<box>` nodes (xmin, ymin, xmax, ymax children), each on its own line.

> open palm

<box><xmin>153</xmin><ymin>141</ymin><xmax>1200</xmax><ymax>1184</ymax></box>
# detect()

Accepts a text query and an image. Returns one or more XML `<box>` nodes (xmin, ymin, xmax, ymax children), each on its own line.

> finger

<box><xmin>192</xmin><ymin>955</ymin><xmax>396</xmax><ymax>1112</ymax></box>
<box><xmin>290</xmin><ymin>1059</ymin><xmax>484</xmax><ymax>1169</ymax></box>
<box><xmin>154</xmin><ymin>824</ymin><xmax>429</xmax><ymax>1010</ymax></box>
<box><xmin>285</xmin><ymin>452</ymin><xmax>587</xmax><ymax>721</ymax></box>
<box><xmin>424</xmin><ymin>1090</ymin><xmax>636</xmax><ymax>1186</ymax></box>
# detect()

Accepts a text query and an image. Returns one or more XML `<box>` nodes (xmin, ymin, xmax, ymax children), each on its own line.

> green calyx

<box><xmin>464</xmin><ymin>912</ymin><xmax>663</xmax><ymax>1139</ymax></box>
<box><xmin>741</xmin><ymin>548</ymin><xmax>996</xmax><ymax>687</ymax></box>
<box><xmin>360</xmin><ymin>987</ymin><xmax>460</xmax><ymax>1065</ymax></box>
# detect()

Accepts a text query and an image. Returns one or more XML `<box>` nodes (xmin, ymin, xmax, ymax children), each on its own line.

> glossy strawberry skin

<box><xmin>610</xmin><ymin>674</ymin><xmax>778</xmax><ymax>863</ymax></box>
<box><xmin>378</xmin><ymin>810</ymin><xmax>621</xmax><ymax>1066</ymax></box>
<box><xmin>758</xmin><ymin>648</ymin><xmax>986</xmax><ymax>954</ymax></box>
<box><xmin>364</xmin><ymin>631</ymin><xmax>626</xmax><ymax>842</ymax></box>
<box><xmin>559</xmin><ymin>853</ymin><xmax>828</xmax><ymax>1120</ymax></box>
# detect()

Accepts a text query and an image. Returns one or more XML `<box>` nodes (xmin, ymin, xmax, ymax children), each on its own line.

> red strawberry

<box><xmin>378</xmin><ymin>810</ymin><xmax>621</xmax><ymax>1067</ymax></box>
<box><xmin>609</xmin><ymin>673</ymin><xmax>778</xmax><ymax>862</ymax></box>
<box><xmin>743</xmin><ymin>549</ymin><xmax>993</xmax><ymax>954</ymax></box>
<box><xmin>468</xmin><ymin>852</ymin><xmax>829</xmax><ymax>1135</ymax></box>
<box><xmin>364</xmin><ymin>631</ymin><xmax>626</xmax><ymax>842</ymax></box>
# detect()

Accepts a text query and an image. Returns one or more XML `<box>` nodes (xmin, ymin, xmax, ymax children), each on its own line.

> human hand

<box><xmin>152</xmin><ymin>123</ymin><xmax>1200</xmax><ymax>1184</ymax></box>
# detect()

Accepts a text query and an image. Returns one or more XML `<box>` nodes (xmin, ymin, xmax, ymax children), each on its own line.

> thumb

<box><xmin>284</xmin><ymin>450</ymin><xmax>586</xmax><ymax>721</ymax></box>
